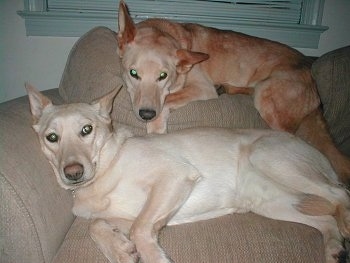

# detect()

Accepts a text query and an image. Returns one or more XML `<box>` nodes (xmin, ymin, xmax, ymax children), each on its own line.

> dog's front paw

<box><xmin>89</xmin><ymin>219</ymin><xmax>139</xmax><ymax>263</ymax></box>
<box><xmin>112</xmin><ymin>229</ymin><xmax>139</xmax><ymax>263</ymax></box>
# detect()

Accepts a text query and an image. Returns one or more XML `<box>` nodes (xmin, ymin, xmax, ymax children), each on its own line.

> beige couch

<box><xmin>1</xmin><ymin>27</ymin><xmax>349</xmax><ymax>263</ymax></box>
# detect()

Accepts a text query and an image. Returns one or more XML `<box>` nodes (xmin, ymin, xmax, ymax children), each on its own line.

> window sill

<box><xmin>17</xmin><ymin>10</ymin><xmax>328</xmax><ymax>48</ymax></box>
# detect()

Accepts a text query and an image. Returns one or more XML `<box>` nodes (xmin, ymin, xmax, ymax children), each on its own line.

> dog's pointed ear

<box><xmin>176</xmin><ymin>49</ymin><xmax>209</xmax><ymax>74</ymax></box>
<box><xmin>93</xmin><ymin>85</ymin><xmax>123</xmax><ymax>119</ymax></box>
<box><xmin>117</xmin><ymin>1</ymin><xmax>136</xmax><ymax>56</ymax></box>
<box><xmin>25</xmin><ymin>83</ymin><xmax>53</xmax><ymax>123</ymax></box>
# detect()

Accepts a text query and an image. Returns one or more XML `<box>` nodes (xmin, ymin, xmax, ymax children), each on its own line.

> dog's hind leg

<box><xmin>89</xmin><ymin>218</ymin><xmax>138</xmax><ymax>263</ymax></box>
<box><xmin>247</xmin><ymin>136</ymin><xmax>350</xmax><ymax>262</ymax></box>
<box><xmin>253</xmin><ymin>72</ymin><xmax>350</xmax><ymax>185</ymax></box>
<box><xmin>253</xmin><ymin>75</ymin><xmax>320</xmax><ymax>133</ymax></box>
<box><xmin>296</xmin><ymin>108</ymin><xmax>350</xmax><ymax>185</ymax></box>
<box><xmin>253</xmin><ymin>195</ymin><xmax>345</xmax><ymax>263</ymax></box>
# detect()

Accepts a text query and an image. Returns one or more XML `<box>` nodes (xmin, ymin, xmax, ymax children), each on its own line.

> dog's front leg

<box><xmin>146</xmin><ymin>68</ymin><xmax>218</xmax><ymax>134</ymax></box>
<box><xmin>89</xmin><ymin>218</ymin><xmax>138</xmax><ymax>263</ymax></box>
<box><xmin>146</xmin><ymin>107</ymin><xmax>170</xmax><ymax>134</ymax></box>
<box><xmin>130</xmin><ymin>167</ymin><xmax>200</xmax><ymax>263</ymax></box>
<box><xmin>146</xmin><ymin>83</ymin><xmax>218</xmax><ymax>134</ymax></box>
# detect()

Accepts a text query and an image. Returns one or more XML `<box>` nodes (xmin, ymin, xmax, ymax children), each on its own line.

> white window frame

<box><xmin>18</xmin><ymin>0</ymin><xmax>328</xmax><ymax>48</ymax></box>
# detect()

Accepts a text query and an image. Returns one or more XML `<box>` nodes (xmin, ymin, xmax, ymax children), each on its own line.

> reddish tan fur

<box><xmin>117</xmin><ymin>1</ymin><xmax>350</xmax><ymax>183</ymax></box>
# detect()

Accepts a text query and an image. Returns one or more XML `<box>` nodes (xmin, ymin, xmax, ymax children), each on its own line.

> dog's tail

<box><xmin>295</xmin><ymin>194</ymin><xmax>350</xmax><ymax>239</ymax></box>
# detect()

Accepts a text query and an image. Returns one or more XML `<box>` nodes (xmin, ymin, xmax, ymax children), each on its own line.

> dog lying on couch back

<box><xmin>27</xmin><ymin>84</ymin><xmax>350</xmax><ymax>263</ymax></box>
<box><xmin>116</xmin><ymin>1</ymin><xmax>350</xmax><ymax>184</ymax></box>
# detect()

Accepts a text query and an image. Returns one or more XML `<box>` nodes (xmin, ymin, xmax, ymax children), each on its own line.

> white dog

<box><xmin>27</xmin><ymin>84</ymin><xmax>350</xmax><ymax>263</ymax></box>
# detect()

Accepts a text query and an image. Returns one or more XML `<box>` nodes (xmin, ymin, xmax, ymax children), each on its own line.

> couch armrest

<box><xmin>0</xmin><ymin>89</ymin><xmax>75</xmax><ymax>263</ymax></box>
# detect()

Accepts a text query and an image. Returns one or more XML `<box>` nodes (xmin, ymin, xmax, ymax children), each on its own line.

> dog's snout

<box><xmin>64</xmin><ymin>163</ymin><xmax>84</xmax><ymax>181</ymax></box>
<box><xmin>139</xmin><ymin>108</ymin><xmax>156</xmax><ymax>121</ymax></box>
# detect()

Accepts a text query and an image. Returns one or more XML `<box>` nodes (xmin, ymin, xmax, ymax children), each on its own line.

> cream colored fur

<box><xmin>27</xmin><ymin>84</ymin><xmax>350</xmax><ymax>263</ymax></box>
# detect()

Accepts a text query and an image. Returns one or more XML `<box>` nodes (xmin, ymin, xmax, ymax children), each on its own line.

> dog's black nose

<box><xmin>64</xmin><ymin>163</ymin><xmax>84</xmax><ymax>181</ymax></box>
<box><xmin>139</xmin><ymin>108</ymin><xmax>156</xmax><ymax>120</ymax></box>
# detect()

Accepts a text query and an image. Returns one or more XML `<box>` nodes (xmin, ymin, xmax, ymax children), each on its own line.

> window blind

<box><xmin>47</xmin><ymin>0</ymin><xmax>303</xmax><ymax>25</ymax></box>
<box><xmin>18</xmin><ymin>0</ymin><xmax>328</xmax><ymax>48</ymax></box>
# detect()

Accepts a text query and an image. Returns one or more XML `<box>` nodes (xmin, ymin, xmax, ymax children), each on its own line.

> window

<box><xmin>18</xmin><ymin>0</ymin><xmax>327</xmax><ymax>48</ymax></box>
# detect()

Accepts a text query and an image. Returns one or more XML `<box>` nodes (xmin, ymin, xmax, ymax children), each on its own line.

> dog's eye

<box><xmin>81</xmin><ymin>125</ymin><xmax>93</xmax><ymax>136</ymax></box>
<box><xmin>158</xmin><ymin>72</ymin><xmax>168</xmax><ymax>81</ymax></box>
<box><xmin>46</xmin><ymin>133</ymin><xmax>59</xmax><ymax>143</ymax></box>
<box><xmin>129</xmin><ymin>69</ymin><xmax>140</xmax><ymax>80</ymax></box>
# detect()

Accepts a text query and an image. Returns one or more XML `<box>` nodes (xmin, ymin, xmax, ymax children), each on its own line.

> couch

<box><xmin>1</xmin><ymin>27</ymin><xmax>349</xmax><ymax>263</ymax></box>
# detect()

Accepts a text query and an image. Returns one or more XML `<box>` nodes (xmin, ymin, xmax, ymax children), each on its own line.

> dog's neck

<box><xmin>72</xmin><ymin>126</ymin><xmax>134</xmax><ymax>200</ymax></box>
<box><xmin>98</xmin><ymin>126</ymin><xmax>133</xmax><ymax>174</ymax></box>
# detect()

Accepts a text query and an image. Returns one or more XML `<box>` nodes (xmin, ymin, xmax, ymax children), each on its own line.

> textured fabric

<box><xmin>312</xmin><ymin>45</ymin><xmax>350</xmax><ymax>156</ymax></box>
<box><xmin>58</xmin><ymin>26</ymin><xmax>268</xmax><ymax>136</ymax></box>
<box><xmin>0</xmin><ymin>90</ymin><xmax>75</xmax><ymax>263</ymax></box>
<box><xmin>161</xmin><ymin>213</ymin><xmax>324</xmax><ymax>263</ymax></box>
<box><xmin>53</xmin><ymin>214</ymin><xmax>324</xmax><ymax>263</ymax></box>
<box><xmin>59</xmin><ymin>27</ymin><xmax>123</xmax><ymax>103</ymax></box>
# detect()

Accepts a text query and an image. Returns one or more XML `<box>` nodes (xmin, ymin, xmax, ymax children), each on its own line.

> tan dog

<box><xmin>27</xmin><ymin>84</ymin><xmax>350</xmax><ymax>263</ymax></box>
<box><xmin>116</xmin><ymin>1</ymin><xmax>350</xmax><ymax>184</ymax></box>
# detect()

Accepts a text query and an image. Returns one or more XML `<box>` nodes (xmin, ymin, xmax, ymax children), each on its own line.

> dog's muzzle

<box><xmin>64</xmin><ymin>163</ymin><xmax>84</xmax><ymax>183</ymax></box>
<box><xmin>139</xmin><ymin>108</ymin><xmax>156</xmax><ymax>121</ymax></box>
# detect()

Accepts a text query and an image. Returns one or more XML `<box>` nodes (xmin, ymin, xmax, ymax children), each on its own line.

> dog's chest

<box><xmin>72</xmin><ymin>182</ymin><xmax>147</xmax><ymax>220</ymax></box>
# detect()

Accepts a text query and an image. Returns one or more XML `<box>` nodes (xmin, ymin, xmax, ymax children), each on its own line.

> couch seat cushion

<box><xmin>53</xmin><ymin>213</ymin><xmax>324</xmax><ymax>263</ymax></box>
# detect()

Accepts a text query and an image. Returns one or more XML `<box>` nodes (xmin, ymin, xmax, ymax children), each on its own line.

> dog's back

<box><xmin>139</xmin><ymin>19</ymin><xmax>312</xmax><ymax>89</ymax></box>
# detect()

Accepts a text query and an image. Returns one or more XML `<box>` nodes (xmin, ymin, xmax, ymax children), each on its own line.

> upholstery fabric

<box><xmin>53</xmin><ymin>215</ymin><xmax>324</xmax><ymax>263</ymax></box>
<box><xmin>0</xmin><ymin>90</ymin><xmax>74</xmax><ymax>263</ymax></box>
<box><xmin>59</xmin><ymin>27</ymin><xmax>123</xmax><ymax>104</ymax></box>
<box><xmin>312</xmin><ymin>45</ymin><xmax>350</xmax><ymax>155</ymax></box>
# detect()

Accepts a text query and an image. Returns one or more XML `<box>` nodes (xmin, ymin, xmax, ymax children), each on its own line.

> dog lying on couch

<box><xmin>116</xmin><ymin>1</ymin><xmax>350</xmax><ymax>184</ymax></box>
<box><xmin>27</xmin><ymin>84</ymin><xmax>350</xmax><ymax>263</ymax></box>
